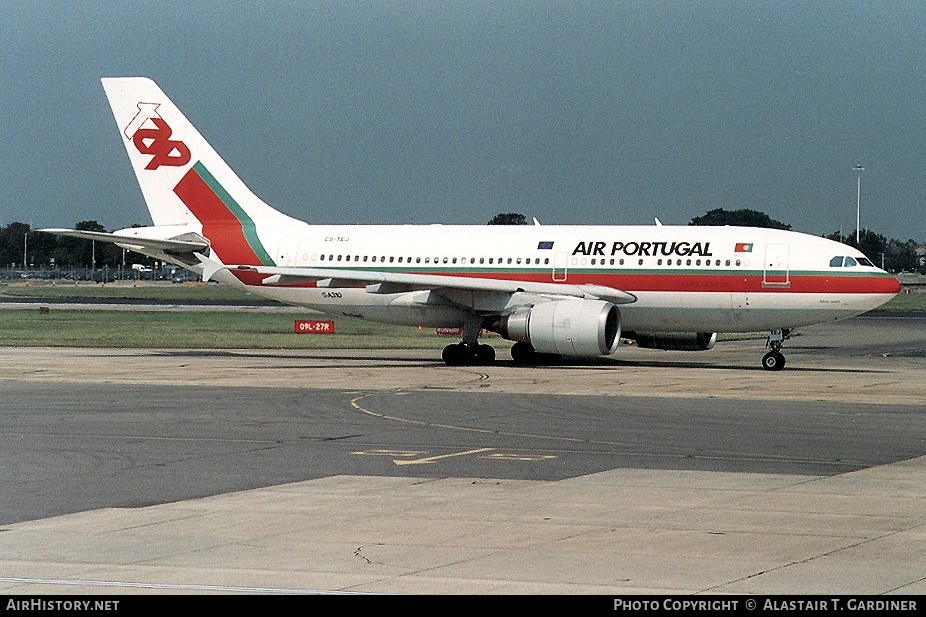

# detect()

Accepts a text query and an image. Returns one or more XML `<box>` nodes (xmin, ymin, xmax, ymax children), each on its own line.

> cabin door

<box><xmin>276</xmin><ymin>237</ymin><xmax>301</xmax><ymax>267</ymax></box>
<box><xmin>763</xmin><ymin>243</ymin><xmax>790</xmax><ymax>287</ymax></box>
<box><xmin>552</xmin><ymin>252</ymin><xmax>568</xmax><ymax>281</ymax></box>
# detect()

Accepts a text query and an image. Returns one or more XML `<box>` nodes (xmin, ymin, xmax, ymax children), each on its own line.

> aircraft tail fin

<box><xmin>102</xmin><ymin>77</ymin><xmax>298</xmax><ymax>266</ymax></box>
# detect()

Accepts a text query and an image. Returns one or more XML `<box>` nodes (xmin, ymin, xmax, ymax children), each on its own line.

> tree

<box><xmin>0</xmin><ymin>222</ymin><xmax>31</xmax><ymax>268</ymax></box>
<box><xmin>487</xmin><ymin>212</ymin><xmax>528</xmax><ymax>225</ymax></box>
<box><xmin>885</xmin><ymin>240</ymin><xmax>920</xmax><ymax>273</ymax></box>
<box><xmin>47</xmin><ymin>220</ymin><xmax>123</xmax><ymax>268</ymax></box>
<box><xmin>689</xmin><ymin>208</ymin><xmax>791</xmax><ymax>230</ymax></box>
<box><xmin>26</xmin><ymin>226</ymin><xmax>57</xmax><ymax>268</ymax></box>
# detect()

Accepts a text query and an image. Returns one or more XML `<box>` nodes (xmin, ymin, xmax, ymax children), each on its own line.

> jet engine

<box><xmin>624</xmin><ymin>331</ymin><xmax>717</xmax><ymax>351</ymax></box>
<box><xmin>494</xmin><ymin>300</ymin><xmax>621</xmax><ymax>357</ymax></box>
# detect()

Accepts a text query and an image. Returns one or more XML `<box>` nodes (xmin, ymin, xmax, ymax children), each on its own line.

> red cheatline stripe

<box><xmin>237</xmin><ymin>267</ymin><xmax>900</xmax><ymax>295</ymax></box>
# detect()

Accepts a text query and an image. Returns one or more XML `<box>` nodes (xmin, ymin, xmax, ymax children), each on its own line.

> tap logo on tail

<box><xmin>123</xmin><ymin>102</ymin><xmax>191</xmax><ymax>170</ymax></box>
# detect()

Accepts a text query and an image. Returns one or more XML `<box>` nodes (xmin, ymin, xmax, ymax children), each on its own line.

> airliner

<box><xmin>42</xmin><ymin>78</ymin><xmax>901</xmax><ymax>370</ymax></box>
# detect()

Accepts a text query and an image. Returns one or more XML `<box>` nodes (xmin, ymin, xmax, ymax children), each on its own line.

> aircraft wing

<box><xmin>39</xmin><ymin>228</ymin><xmax>209</xmax><ymax>254</ymax></box>
<box><xmin>209</xmin><ymin>258</ymin><xmax>637</xmax><ymax>305</ymax></box>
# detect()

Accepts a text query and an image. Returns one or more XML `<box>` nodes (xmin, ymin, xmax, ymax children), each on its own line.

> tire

<box><xmin>476</xmin><ymin>344</ymin><xmax>496</xmax><ymax>365</ymax></box>
<box><xmin>510</xmin><ymin>342</ymin><xmax>534</xmax><ymax>364</ymax></box>
<box><xmin>762</xmin><ymin>351</ymin><xmax>786</xmax><ymax>371</ymax></box>
<box><xmin>442</xmin><ymin>343</ymin><xmax>463</xmax><ymax>366</ymax></box>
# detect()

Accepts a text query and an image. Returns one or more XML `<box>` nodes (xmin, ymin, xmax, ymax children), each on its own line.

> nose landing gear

<box><xmin>762</xmin><ymin>328</ymin><xmax>790</xmax><ymax>371</ymax></box>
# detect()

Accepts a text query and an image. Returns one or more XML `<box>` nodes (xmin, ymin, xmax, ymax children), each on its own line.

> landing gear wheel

<box><xmin>761</xmin><ymin>351</ymin><xmax>786</xmax><ymax>371</ymax></box>
<box><xmin>510</xmin><ymin>342</ymin><xmax>562</xmax><ymax>365</ymax></box>
<box><xmin>510</xmin><ymin>341</ymin><xmax>535</xmax><ymax>365</ymax></box>
<box><xmin>442</xmin><ymin>343</ymin><xmax>464</xmax><ymax>366</ymax></box>
<box><xmin>442</xmin><ymin>342</ymin><xmax>495</xmax><ymax>366</ymax></box>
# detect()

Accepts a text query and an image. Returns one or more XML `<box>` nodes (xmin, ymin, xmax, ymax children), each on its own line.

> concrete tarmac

<box><xmin>0</xmin><ymin>314</ymin><xmax>925</xmax><ymax>595</ymax></box>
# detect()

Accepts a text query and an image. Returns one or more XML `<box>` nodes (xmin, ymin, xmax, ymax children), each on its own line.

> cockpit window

<box><xmin>830</xmin><ymin>255</ymin><xmax>874</xmax><ymax>268</ymax></box>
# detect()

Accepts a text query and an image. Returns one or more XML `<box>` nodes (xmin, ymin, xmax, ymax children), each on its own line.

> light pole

<box><xmin>852</xmin><ymin>164</ymin><xmax>864</xmax><ymax>244</ymax></box>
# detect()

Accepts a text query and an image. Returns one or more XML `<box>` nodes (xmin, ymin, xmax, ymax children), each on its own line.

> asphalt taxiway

<box><xmin>0</xmin><ymin>314</ymin><xmax>924</xmax><ymax>595</ymax></box>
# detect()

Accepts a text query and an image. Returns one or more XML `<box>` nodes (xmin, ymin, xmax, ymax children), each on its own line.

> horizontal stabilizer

<box><xmin>39</xmin><ymin>228</ymin><xmax>209</xmax><ymax>253</ymax></box>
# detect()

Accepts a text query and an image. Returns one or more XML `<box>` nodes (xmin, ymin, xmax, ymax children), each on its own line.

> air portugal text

<box><xmin>572</xmin><ymin>241</ymin><xmax>713</xmax><ymax>258</ymax></box>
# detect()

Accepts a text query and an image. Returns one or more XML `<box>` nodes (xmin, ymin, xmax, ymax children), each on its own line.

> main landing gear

<box><xmin>441</xmin><ymin>342</ymin><xmax>496</xmax><ymax>366</ymax></box>
<box><xmin>762</xmin><ymin>328</ymin><xmax>790</xmax><ymax>371</ymax></box>
<box><xmin>441</xmin><ymin>314</ymin><xmax>496</xmax><ymax>366</ymax></box>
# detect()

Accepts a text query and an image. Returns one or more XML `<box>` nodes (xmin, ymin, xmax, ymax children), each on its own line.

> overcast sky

<box><xmin>3</xmin><ymin>1</ymin><xmax>924</xmax><ymax>241</ymax></box>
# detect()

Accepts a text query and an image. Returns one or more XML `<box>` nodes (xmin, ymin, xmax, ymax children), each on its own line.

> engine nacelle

<box><xmin>495</xmin><ymin>300</ymin><xmax>621</xmax><ymax>357</ymax></box>
<box><xmin>625</xmin><ymin>331</ymin><xmax>717</xmax><ymax>351</ymax></box>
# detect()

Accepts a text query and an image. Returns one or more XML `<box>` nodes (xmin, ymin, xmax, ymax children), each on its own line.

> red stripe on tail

<box><xmin>173</xmin><ymin>167</ymin><xmax>262</xmax><ymax>265</ymax></box>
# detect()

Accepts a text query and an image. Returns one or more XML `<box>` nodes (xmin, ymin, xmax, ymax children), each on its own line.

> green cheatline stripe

<box><xmin>193</xmin><ymin>161</ymin><xmax>275</xmax><ymax>266</ymax></box>
<box><xmin>287</xmin><ymin>265</ymin><xmax>885</xmax><ymax>278</ymax></box>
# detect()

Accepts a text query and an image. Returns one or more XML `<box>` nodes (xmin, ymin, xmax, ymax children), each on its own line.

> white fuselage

<box><xmin>208</xmin><ymin>223</ymin><xmax>899</xmax><ymax>334</ymax></box>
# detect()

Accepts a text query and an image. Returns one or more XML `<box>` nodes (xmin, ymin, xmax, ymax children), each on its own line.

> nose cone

<box><xmin>886</xmin><ymin>276</ymin><xmax>902</xmax><ymax>295</ymax></box>
<box><xmin>868</xmin><ymin>270</ymin><xmax>903</xmax><ymax>295</ymax></box>
<box><xmin>860</xmin><ymin>272</ymin><xmax>901</xmax><ymax>312</ymax></box>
